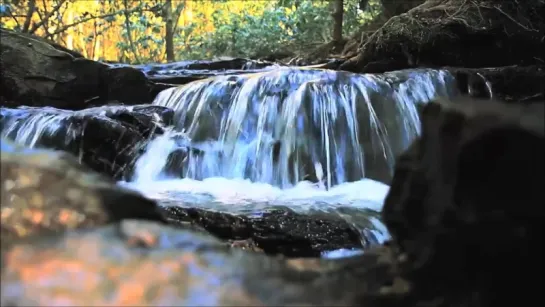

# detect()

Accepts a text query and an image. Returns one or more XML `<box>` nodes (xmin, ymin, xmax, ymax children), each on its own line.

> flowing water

<box><xmin>0</xmin><ymin>67</ymin><xmax>459</xmax><ymax>257</ymax></box>
<box><xmin>148</xmin><ymin>67</ymin><xmax>456</xmax><ymax>187</ymax></box>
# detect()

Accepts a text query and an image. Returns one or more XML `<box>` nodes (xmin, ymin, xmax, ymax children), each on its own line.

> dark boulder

<box><xmin>0</xmin><ymin>105</ymin><xmax>174</xmax><ymax>179</ymax></box>
<box><xmin>383</xmin><ymin>97</ymin><xmax>544</xmax><ymax>305</ymax></box>
<box><xmin>340</xmin><ymin>0</ymin><xmax>545</xmax><ymax>73</ymax></box>
<box><xmin>0</xmin><ymin>28</ymin><xmax>160</xmax><ymax>109</ymax></box>
<box><xmin>0</xmin><ymin>141</ymin><xmax>165</xmax><ymax>251</ymax></box>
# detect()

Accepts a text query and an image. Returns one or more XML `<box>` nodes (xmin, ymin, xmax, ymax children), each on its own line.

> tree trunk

<box><xmin>330</xmin><ymin>0</ymin><xmax>344</xmax><ymax>42</ymax></box>
<box><xmin>22</xmin><ymin>0</ymin><xmax>36</xmax><ymax>33</ymax></box>
<box><xmin>165</xmin><ymin>0</ymin><xmax>175</xmax><ymax>62</ymax></box>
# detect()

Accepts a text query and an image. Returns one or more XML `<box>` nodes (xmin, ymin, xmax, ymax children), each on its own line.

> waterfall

<box><xmin>1</xmin><ymin>67</ymin><xmax>460</xmax><ymax>255</ymax></box>
<box><xmin>146</xmin><ymin>67</ymin><xmax>457</xmax><ymax>188</ymax></box>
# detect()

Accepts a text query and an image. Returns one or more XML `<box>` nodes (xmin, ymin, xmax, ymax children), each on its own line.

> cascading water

<box><xmin>125</xmin><ymin>67</ymin><xmax>459</xmax><ymax>256</ymax></box>
<box><xmin>0</xmin><ymin>107</ymin><xmax>75</xmax><ymax>148</ymax></box>
<box><xmin>0</xmin><ymin>105</ymin><xmax>154</xmax><ymax>150</ymax></box>
<box><xmin>142</xmin><ymin>67</ymin><xmax>456</xmax><ymax>187</ymax></box>
<box><xmin>1</xmin><ymin>67</ymin><xmax>460</xmax><ymax>257</ymax></box>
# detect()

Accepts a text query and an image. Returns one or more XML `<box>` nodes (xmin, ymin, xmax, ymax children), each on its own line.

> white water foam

<box><xmin>123</xmin><ymin>176</ymin><xmax>389</xmax><ymax>212</ymax></box>
<box><xmin>121</xmin><ymin>175</ymin><xmax>392</xmax><ymax>251</ymax></box>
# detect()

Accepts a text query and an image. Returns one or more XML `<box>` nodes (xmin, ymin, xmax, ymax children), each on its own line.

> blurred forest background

<box><xmin>0</xmin><ymin>0</ymin><xmax>387</xmax><ymax>63</ymax></box>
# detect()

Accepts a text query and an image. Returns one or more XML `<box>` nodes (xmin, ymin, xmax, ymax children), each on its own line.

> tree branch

<box><xmin>21</xmin><ymin>0</ymin><xmax>36</xmax><ymax>32</ymax></box>
<box><xmin>172</xmin><ymin>1</ymin><xmax>186</xmax><ymax>35</ymax></box>
<box><xmin>34</xmin><ymin>1</ymin><xmax>50</xmax><ymax>36</ymax></box>
<box><xmin>43</xmin><ymin>6</ymin><xmax>145</xmax><ymax>39</ymax></box>
<box><xmin>6</xmin><ymin>9</ymin><xmax>21</xmax><ymax>29</ymax></box>
<box><xmin>122</xmin><ymin>0</ymin><xmax>142</xmax><ymax>64</ymax></box>
<box><xmin>28</xmin><ymin>0</ymin><xmax>67</xmax><ymax>34</ymax></box>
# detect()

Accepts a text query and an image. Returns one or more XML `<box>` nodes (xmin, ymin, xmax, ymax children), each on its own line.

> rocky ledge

<box><xmin>1</xmin><ymin>96</ymin><xmax>543</xmax><ymax>306</ymax></box>
<box><xmin>0</xmin><ymin>105</ymin><xmax>173</xmax><ymax>179</ymax></box>
<box><xmin>0</xmin><ymin>28</ymin><xmax>163</xmax><ymax>109</ymax></box>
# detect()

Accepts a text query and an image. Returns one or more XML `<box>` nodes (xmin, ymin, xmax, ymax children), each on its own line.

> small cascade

<box><xmin>132</xmin><ymin>128</ymin><xmax>183</xmax><ymax>184</ymax></box>
<box><xmin>0</xmin><ymin>107</ymin><xmax>77</xmax><ymax>149</ymax></box>
<box><xmin>148</xmin><ymin>67</ymin><xmax>457</xmax><ymax>188</ymax></box>
<box><xmin>0</xmin><ymin>104</ymin><xmax>163</xmax><ymax>151</ymax></box>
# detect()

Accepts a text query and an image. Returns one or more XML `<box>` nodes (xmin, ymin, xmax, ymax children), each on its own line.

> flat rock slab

<box><xmin>0</xmin><ymin>141</ymin><xmax>165</xmax><ymax>251</ymax></box>
<box><xmin>162</xmin><ymin>206</ymin><xmax>366</xmax><ymax>257</ymax></box>
<box><xmin>0</xmin><ymin>219</ymin><xmax>404</xmax><ymax>306</ymax></box>
<box><xmin>108</xmin><ymin>58</ymin><xmax>282</xmax><ymax>85</ymax></box>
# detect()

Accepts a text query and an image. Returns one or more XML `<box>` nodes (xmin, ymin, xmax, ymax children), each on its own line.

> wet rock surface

<box><xmin>0</xmin><ymin>141</ymin><xmax>165</xmax><ymax>251</ymax></box>
<box><xmin>108</xmin><ymin>58</ymin><xmax>282</xmax><ymax>85</ymax></box>
<box><xmin>0</xmin><ymin>28</ymin><xmax>161</xmax><ymax>109</ymax></box>
<box><xmin>0</xmin><ymin>105</ymin><xmax>173</xmax><ymax>179</ymax></box>
<box><xmin>162</xmin><ymin>206</ymin><xmax>365</xmax><ymax>257</ymax></box>
<box><xmin>383</xmin><ymin>97</ymin><xmax>545</xmax><ymax>305</ymax></box>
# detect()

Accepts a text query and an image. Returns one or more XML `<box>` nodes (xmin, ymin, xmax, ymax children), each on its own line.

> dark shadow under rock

<box><xmin>0</xmin><ymin>28</ymin><xmax>160</xmax><ymax>109</ymax></box>
<box><xmin>0</xmin><ymin>141</ymin><xmax>165</xmax><ymax>252</ymax></box>
<box><xmin>0</xmin><ymin>105</ymin><xmax>174</xmax><ymax>179</ymax></box>
<box><xmin>446</xmin><ymin>65</ymin><xmax>545</xmax><ymax>102</ymax></box>
<box><xmin>383</xmin><ymin>97</ymin><xmax>544</xmax><ymax>305</ymax></box>
<box><xmin>161</xmin><ymin>206</ymin><xmax>364</xmax><ymax>258</ymax></box>
<box><xmin>0</xmin><ymin>220</ymin><xmax>408</xmax><ymax>306</ymax></box>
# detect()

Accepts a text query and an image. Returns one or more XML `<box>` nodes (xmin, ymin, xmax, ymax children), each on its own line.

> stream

<box><xmin>1</xmin><ymin>66</ymin><xmax>459</xmax><ymax>258</ymax></box>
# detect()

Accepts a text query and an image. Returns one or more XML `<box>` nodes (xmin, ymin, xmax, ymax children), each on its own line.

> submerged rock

<box><xmin>0</xmin><ymin>105</ymin><xmax>174</xmax><ymax>179</ymax></box>
<box><xmin>0</xmin><ymin>220</ymin><xmax>403</xmax><ymax>306</ymax></box>
<box><xmin>383</xmin><ymin>97</ymin><xmax>544</xmax><ymax>305</ymax></box>
<box><xmin>0</xmin><ymin>141</ymin><xmax>165</xmax><ymax>251</ymax></box>
<box><xmin>0</xmin><ymin>28</ymin><xmax>159</xmax><ymax>109</ymax></box>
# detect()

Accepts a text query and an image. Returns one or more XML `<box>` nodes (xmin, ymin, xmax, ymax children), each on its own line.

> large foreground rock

<box><xmin>383</xmin><ymin>97</ymin><xmax>544</xmax><ymax>305</ymax></box>
<box><xmin>0</xmin><ymin>105</ymin><xmax>173</xmax><ymax>179</ymax></box>
<box><xmin>0</xmin><ymin>220</ymin><xmax>402</xmax><ymax>306</ymax></box>
<box><xmin>0</xmin><ymin>28</ymin><xmax>162</xmax><ymax>109</ymax></box>
<box><xmin>341</xmin><ymin>0</ymin><xmax>545</xmax><ymax>73</ymax></box>
<box><xmin>0</xmin><ymin>141</ymin><xmax>165</xmax><ymax>251</ymax></box>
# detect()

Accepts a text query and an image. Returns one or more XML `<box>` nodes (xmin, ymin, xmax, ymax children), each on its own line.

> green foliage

<box><xmin>2</xmin><ymin>0</ymin><xmax>382</xmax><ymax>63</ymax></box>
<box><xmin>173</xmin><ymin>0</ymin><xmax>382</xmax><ymax>60</ymax></box>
